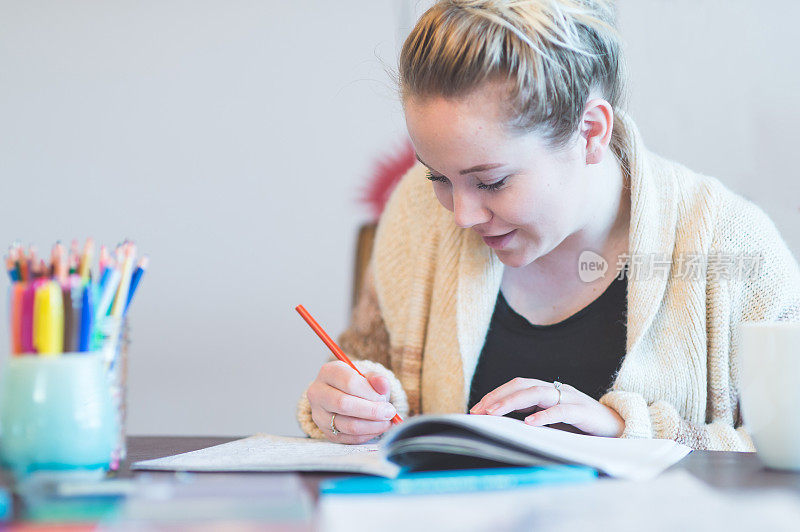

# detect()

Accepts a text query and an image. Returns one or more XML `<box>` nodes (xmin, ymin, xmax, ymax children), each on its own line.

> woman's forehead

<box><xmin>405</xmin><ymin>100</ymin><xmax>550</xmax><ymax>166</ymax></box>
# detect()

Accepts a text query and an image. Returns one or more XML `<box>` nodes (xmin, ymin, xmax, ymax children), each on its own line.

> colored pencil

<box><xmin>6</xmin><ymin>253</ymin><xmax>18</xmax><ymax>282</ymax></box>
<box><xmin>10</xmin><ymin>284</ymin><xmax>25</xmax><ymax>354</ymax></box>
<box><xmin>19</xmin><ymin>248</ymin><xmax>29</xmax><ymax>282</ymax></box>
<box><xmin>99</xmin><ymin>245</ymin><xmax>109</xmax><ymax>277</ymax></box>
<box><xmin>78</xmin><ymin>283</ymin><xmax>94</xmax><ymax>352</ymax></box>
<box><xmin>79</xmin><ymin>238</ymin><xmax>94</xmax><ymax>283</ymax></box>
<box><xmin>20</xmin><ymin>282</ymin><xmax>37</xmax><ymax>353</ymax></box>
<box><xmin>295</xmin><ymin>304</ymin><xmax>402</xmax><ymax>425</ymax></box>
<box><xmin>111</xmin><ymin>243</ymin><xmax>135</xmax><ymax>318</ymax></box>
<box><xmin>96</xmin><ymin>268</ymin><xmax>121</xmax><ymax>321</ymax></box>
<box><xmin>123</xmin><ymin>256</ymin><xmax>148</xmax><ymax>316</ymax></box>
<box><xmin>6</xmin><ymin>238</ymin><xmax>146</xmax><ymax>356</ymax></box>
<box><xmin>33</xmin><ymin>281</ymin><xmax>64</xmax><ymax>355</ymax></box>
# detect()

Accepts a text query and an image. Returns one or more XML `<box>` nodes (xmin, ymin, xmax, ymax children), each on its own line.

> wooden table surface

<box><xmin>4</xmin><ymin>435</ymin><xmax>800</xmax><ymax>525</ymax></box>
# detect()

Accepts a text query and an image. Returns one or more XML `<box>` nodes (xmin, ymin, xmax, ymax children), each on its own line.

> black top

<box><xmin>468</xmin><ymin>269</ymin><xmax>628</xmax><ymax>420</ymax></box>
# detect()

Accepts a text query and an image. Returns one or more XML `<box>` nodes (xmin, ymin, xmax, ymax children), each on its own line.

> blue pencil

<box><xmin>123</xmin><ymin>256</ymin><xmax>148</xmax><ymax>316</ymax></box>
<box><xmin>97</xmin><ymin>267</ymin><xmax>112</xmax><ymax>294</ymax></box>
<box><xmin>78</xmin><ymin>283</ymin><xmax>95</xmax><ymax>352</ymax></box>
<box><xmin>95</xmin><ymin>268</ymin><xmax>121</xmax><ymax>322</ymax></box>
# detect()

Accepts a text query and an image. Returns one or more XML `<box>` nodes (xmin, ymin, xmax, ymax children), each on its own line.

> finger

<box><xmin>365</xmin><ymin>373</ymin><xmax>390</xmax><ymax>399</ymax></box>
<box><xmin>311</xmin><ymin>408</ymin><xmax>391</xmax><ymax>444</ymax></box>
<box><xmin>482</xmin><ymin>386</ymin><xmax>560</xmax><ymax>417</ymax></box>
<box><xmin>524</xmin><ymin>404</ymin><xmax>586</xmax><ymax>427</ymax></box>
<box><xmin>331</xmin><ymin>432</ymin><xmax>386</xmax><ymax>445</ymax></box>
<box><xmin>312</xmin><ymin>409</ymin><xmax>386</xmax><ymax>444</ymax></box>
<box><xmin>470</xmin><ymin>377</ymin><xmax>550</xmax><ymax>414</ymax></box>
<box><xmin>321</xmin><ymin>361</ymin><xmax>386</xmax><ymax>402</ymax></box>
<box><xmin>318</xmin><ymin>384</ymin><xmax>397</xmax><ymax>421</ymax></box>
<box><xmin>327</xmin><ymin>412</ymin><xmax>393</xmax><ymax>436</ymax></box>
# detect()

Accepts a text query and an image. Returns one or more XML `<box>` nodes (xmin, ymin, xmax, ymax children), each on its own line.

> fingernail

<box><xmin>380</xmin><ymin>405</ymin><xmax>396</xmax><ymax>419</ymax></box>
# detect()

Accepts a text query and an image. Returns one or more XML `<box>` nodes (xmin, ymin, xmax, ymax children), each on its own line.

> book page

<box><xmin>132</xmin><ymin>434</ymin><xmax>401</xmax><ymax>477</ymax></box>
<box><xmin>382</xmin><ymin>414</ymin><xmax>691</xmax><ymax>480</ymax></box>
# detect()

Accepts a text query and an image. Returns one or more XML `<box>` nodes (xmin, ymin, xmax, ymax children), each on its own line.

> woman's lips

<box><xmin>482</xmin><ymin>229</ymin><xmax>517</xmax><ymax>250</ymax></box>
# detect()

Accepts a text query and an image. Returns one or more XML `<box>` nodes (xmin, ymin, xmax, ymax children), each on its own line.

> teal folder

<box><xmin>319</xmin><ymin>465</ymin><xmax>597</xmax><ymax>496</ymax></box>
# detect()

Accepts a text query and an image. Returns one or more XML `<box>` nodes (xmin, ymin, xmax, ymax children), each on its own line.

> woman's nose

<box><xmin>452</xmin><ymin>191</ymin><xmax>491</xmax><ymax>229</ymax></box>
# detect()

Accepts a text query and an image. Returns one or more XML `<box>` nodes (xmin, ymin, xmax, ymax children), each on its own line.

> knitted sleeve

<box><xmin>599</xmin><ymin>392</ymin><xmax>755</xmax><ymax>451</ymax></box>
<box><xmin>296</xmin><ymin>262</ymin><xmax>410</xmax><ymax>439</ymax></box>
<box><xmin>602</xmin><ymin>192</ymin><xmax>800</xmax><ymax>451</ymax></box>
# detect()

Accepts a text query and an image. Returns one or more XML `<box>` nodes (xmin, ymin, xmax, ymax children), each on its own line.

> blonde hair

<box><xmin>398</xmin><ymin>0</ymin><xmax>629</xmax><ymax>153</ymax></box>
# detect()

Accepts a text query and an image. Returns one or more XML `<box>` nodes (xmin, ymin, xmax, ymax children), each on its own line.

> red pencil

<box><xmin>295</xmin><ymin>304</ymin><xmax>402</xmax><ymax>425</ymax></box>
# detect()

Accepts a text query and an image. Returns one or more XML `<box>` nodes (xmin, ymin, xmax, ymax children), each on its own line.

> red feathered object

<box><xmin>359</xmin><ymin>139</ymin><xmax>417</xmax><ymax>222</ymax></box>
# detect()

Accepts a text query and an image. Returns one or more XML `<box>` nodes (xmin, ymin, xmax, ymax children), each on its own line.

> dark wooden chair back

<box><xmin>351</xmin><ymin>222</ymin><xmax>378</xmax><ymax>310</ymax></box>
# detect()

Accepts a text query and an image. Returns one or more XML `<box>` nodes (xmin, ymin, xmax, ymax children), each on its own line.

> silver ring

<box><xmin>330</xmin><ymin>413</ymin><xmax>340</xmax><ymax>435</ymax></box>
<box><xmin>553</xmin><ymin>381</ymin><xmax>562</xmax><ymax>405</ymax></box>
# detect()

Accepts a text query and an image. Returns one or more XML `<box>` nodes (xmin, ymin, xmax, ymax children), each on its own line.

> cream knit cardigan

<box><xmin>298</xmin><ymin>111</ymin><xmax>800</xmax><ymax>451</ymax></box>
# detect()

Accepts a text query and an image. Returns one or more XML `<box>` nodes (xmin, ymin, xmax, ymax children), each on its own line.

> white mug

<box><xmin>738</xmin><ymin>321</ymin><xmax>800</xmax><ymax>470</ymax></box>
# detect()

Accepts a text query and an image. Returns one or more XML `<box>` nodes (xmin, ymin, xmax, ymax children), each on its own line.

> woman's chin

<box><xmin>494</xmin><ymin>243</ymin><xmax>544</xmax><ymax>269</ymax></box>
<box><xmin>495</xmin><ymin>249</ymin><xmax>529</xmax><ymax>268</ymax></box>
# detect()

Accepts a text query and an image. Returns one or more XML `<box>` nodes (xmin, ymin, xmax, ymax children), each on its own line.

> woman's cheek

<box><xmin>492</xmin><ymin>200</ymin><xmax>528</xmax><ymax>228</ymax></box>
<box><xmin>433</xmin><ymin>185</ymin><xmax>454</xmax><ymax>211</ymax></box>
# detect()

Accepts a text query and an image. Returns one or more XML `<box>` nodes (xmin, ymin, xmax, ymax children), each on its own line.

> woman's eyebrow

<box><xmin>415</xmin><ymin>153</ymin><xmax>504</xmax><ymax>175</ymax></box>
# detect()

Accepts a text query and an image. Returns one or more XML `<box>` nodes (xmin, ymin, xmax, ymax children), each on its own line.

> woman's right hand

<box><xmin>307</xmin><ymin>360</ymin><xmax>397</xmax><ymax>444</ymax></box>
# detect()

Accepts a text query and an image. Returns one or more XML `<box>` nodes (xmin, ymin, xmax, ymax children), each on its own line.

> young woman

<box><xmin>298</xmin><ymin>0</ymin><xmax>800</xmax><ymax>450</ymax></box>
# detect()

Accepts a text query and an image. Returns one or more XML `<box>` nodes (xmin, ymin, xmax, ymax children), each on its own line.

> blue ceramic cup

<box><xmin>0</xmin><ymin>352</ymin><xmax>117</xmax><ymax>476</ymax></box>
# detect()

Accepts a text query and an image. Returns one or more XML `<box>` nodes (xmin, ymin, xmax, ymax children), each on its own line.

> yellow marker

<box><xmin>79</xmin><ymin>238</ymin><xmax>95</xmax><ymax>283</ymax></box>
<box><xmin>111</xmin><ymin>243</ymin><xmax>136</xmax><ymax>318</ymax></box>
<box><xmin>33</xmin><ymin>281</ymin><xmax>64</xmax><ymax>355</ymax></box>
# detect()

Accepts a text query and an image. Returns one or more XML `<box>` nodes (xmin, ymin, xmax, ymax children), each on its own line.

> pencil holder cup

<box><xmin>0</xmin><ymin>352</ymin><xmax>118</xmax><ymax>477</ymax></box>
<box><xmin>102</xmin><ymin>317</ymin><xmax>130</xmax><ymax>471</ymax></box>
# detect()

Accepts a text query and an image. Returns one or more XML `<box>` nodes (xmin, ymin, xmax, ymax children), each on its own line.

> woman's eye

<box><xmin>424</xmin><ymin>170</ymin><xmax>449</xmax><ymax>184</ymax></box>
<box><xmin>476</xmin><ymin>176</ymin><xmax>509</xmax><ymax>192</ymax></box>
<box><xmin>425</xmin><ymin>170</ymin><xmax>508</xmax><ymax>192</ymax></box>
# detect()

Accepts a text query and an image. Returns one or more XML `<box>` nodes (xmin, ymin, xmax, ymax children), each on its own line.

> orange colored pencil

<box><xmin>19</xmin><ymin>248</ymin><xmax>29</xmax><ymax>282</ymax></box>
<box><xmin>28</xmin><ymin>246</ymin><xmax>38</xmax><ymax>278</ymax></box>
<box><xmin>10</xmin><ymin>284</ymin><xmax>25</xmax><ymax>354</ymax></box>
<box><xmin>295</xmin><ymin>304</ymin><xmax>402</xmax><ymax>425</ymax></box>
<box><xmin>55</xmin><ymin>242</ymin><xmax>68</xmax><ymax>283</ymax></box>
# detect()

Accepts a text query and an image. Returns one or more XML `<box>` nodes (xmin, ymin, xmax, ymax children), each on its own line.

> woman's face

<box><xmin>403</xmin><ymin>81</ymin><xmax>597</xmax><ymax>269</ymax></box>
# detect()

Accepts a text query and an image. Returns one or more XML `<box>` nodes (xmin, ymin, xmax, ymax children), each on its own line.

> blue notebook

<box><xmin>319</xmin><ymin>465</ymin><xmax>597</xmax><ymax>495</ymax></box>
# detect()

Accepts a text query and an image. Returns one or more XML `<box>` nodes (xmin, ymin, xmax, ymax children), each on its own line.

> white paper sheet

<box><xmin>131</xmin><ymin>434</ymin><xmax>401</xmax><ymax>477</ymax></box>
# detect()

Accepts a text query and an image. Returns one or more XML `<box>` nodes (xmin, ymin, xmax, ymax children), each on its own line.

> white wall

<box><xmin>616</xmin><ymin>0</ymin><xmax>800</xmax><ymax>254</ymax></box>
<box><xmin>0</xmin><ymin>1</ymin><xmax>796</xmax><ymax>437</ymax></box>
<box><xmin>0</xmin><ymin>0</ymin><xmax>410</xmax><ymax>436</ymax></box>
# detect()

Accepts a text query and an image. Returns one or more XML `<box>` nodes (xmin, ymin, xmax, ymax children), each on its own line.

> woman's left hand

<box><xmin>470</xmin><ymin>378</ymin><xmax>625</xmax><ymax>438</ymax></box>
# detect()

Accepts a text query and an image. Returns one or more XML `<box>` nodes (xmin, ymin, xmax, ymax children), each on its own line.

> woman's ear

<box><xmin>581</xmin><ymin>98</ymin><xmax>614</xmax><ymax>165</ymax></box>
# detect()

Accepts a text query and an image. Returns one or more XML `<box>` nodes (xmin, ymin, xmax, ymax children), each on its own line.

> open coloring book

<box><xmin>132</xmin><ymin>414</ymin><xmax>691</xmax><ymax>481</ymax></box>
